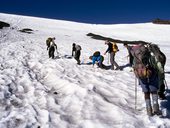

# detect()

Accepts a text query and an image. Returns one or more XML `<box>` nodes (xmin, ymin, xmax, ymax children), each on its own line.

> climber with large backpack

<box><xmin>72</xmin><ymin>43</ymin><xmax>81</xmax><ymax>65</ymax></box>
<box><xmin>89</xmin><ymin>51</ymin><xmax>105</xmax><ymax>69</ymax></box>
<box><xmin>104</xmin><ymin>40</ymin><xmax>120</xmax><ymax>70</ymax></box>
<box><xmin>46</xmin><ymin>37</ymin><xmax>57</xmax><ymax>59</ymax></box>
<box><xmin>148</xmin><ymin>44</ymin><xmax>167</xmax><ymax>100</ymax></box>
<box><xmin>130</xmin><ymin>43</ymin><xmax>160</xmax><ymax>116</ymax></box>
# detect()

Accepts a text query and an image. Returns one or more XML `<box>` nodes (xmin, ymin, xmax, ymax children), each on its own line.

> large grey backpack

<box><xmin>131</xmin><ymin>44</ymin><xmax>152</xmax><ymax>79</ymax></box>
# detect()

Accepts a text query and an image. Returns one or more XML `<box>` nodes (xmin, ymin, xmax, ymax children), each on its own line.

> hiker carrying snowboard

<box><xmin>104</xmin><ymin>40</ymin><xmax>120</xmax><ymax>70</ymax></box>
<box><xmin>72</xmin><ymin>43</ymin><xmax>81</xmax><ymax>65</ymax></box>
<box><xmin>89</xmin><ymin>51</ymin><xmax>105</xmax><ymax>69</ymax></box>
<box><xmin>130</xmin><ymin>44</ymin><xmax>161</xmax><ymax>116</ymax></box>
<box><xmin>46</xmin><ymin>37</ymin><xmax>57</xmax><ymax>59</ymax></box>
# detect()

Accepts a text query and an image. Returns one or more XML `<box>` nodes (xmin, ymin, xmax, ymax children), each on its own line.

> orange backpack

<box><xmin>112</xmin><ymin>42</ymin><xmax>119</xmax><ymax>52</ymax></box>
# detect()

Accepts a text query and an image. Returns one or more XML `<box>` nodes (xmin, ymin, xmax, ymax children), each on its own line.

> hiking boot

<box><xmin>111</xmin><ymin>66</ymin><xmax>114</xmax><ymax>70</ymax></box>
<box><xmin>158</xmin><ymin>92</ymin><xmax>166</xmax><ymax>100</ymax></box>
<box><xmin>146</xmin><ymin>106</ymin><xmax>153</xmax><ymax>116</ymax></box>
<box><xmin>153</xmin><ymin>104</ymin><xmax>161</xmax><ymax>115</ymax></box>
<box><xmin>159</xmin><ymin>95</ymin><xmax>166</xmax><ymax>100</ymax></box>
<box><xmin>77</xmin><ymin>60</ymin><xmax>81</xmax><ymax>65</ymax></box>
<box><xmin>115</xmin><ymin>68</ymin><xmax>119</xmax><ymax>70</ymax></box>
<box><xmin>115</xmin><ymin>68</ymin><xmax>123</xmax><ymax>71</ymax></box>
<box><xmin>119</xmin><ymin>67</ymin><xmax>123</xmax><ymax>71</ymax></box>
<box><xmin>115</xmin><ymin>66</ymin><xmax>121</xmax><ymax>70</ymax></box>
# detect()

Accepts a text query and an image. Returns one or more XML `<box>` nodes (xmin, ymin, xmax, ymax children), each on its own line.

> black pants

<box><xmin>158</xmin><ymin>73</ymin><xmax>165</xmax><ymax>96</ymax></box>
<box><xmin>75</xmin><ymin>50</ymin><xmax>81</xmax><ymax>64</ymax></box>
<box><xmin>49</xmin><ymin>46</ymin><xmax>55</xmax><ymax>59</ymax></box>
<box><xmin>129</xmin><ymin>53</ymin><xmax>134</xmax><ymax>66</ymax></box>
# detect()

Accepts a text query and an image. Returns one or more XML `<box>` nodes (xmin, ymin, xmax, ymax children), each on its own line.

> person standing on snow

<box><xmin>104</xmin><ymin>40</ymin><xmax>120</xmax><ymax>70</ymax></box>
<box><xmin>72</xmin><ymin>43</ymin><xmax>81</xmax><ymax>65</ymax></box>
<box><xmin>124</xmin><ymin>43</ymin><xmax>134</xmax><ymax>67</ymax></box>
<box><xmin>46</xmin><ymin>37</ymin><xmax>57</xmax><ymax>59</ymax></box>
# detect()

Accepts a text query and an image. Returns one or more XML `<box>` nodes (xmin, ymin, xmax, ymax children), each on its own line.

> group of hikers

<box><xmin>89</xmin><ymin>40</ymin><xmax>121</xmax><ymax>70</ymax></box>
<box><xmin>46</xmin><ymin>37</ymin><xmax>167</xmax><ymax>116</ymax></box>
<box><xmin>46</xmin><ymin>37</ymin><xmax>82</xmax><ymax>64</ymax></box>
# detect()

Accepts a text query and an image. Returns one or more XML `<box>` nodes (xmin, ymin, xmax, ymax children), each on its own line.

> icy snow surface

<box><xmin>0</xmin><ymin>13</ymin><xmax>170</xmax><ymax>128</ymax></box>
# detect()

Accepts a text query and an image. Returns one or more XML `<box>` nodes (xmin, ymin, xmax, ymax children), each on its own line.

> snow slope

<box><xmin>0</xmin><ymin>13</ymin><xmax>170</xmax><ymax>128</ymax></box>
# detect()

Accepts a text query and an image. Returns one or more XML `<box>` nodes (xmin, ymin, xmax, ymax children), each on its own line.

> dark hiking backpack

<box><xmin>148</xmin><ymin>44</ymin><xmax>166</xmax><ymax>75</ymax></box>
<box><xmin>148</xmin><ymin>44</ymin><xmax>166</xmax><ymax>67</ymax></box>
<box><xmin>46</xmin><ymin>37</ymin><xmax>52</xmax><ymax>48</ymax></box>
<box><xmin>131</xmin><ymin>44</ymin><xmax>152</xmax><ymax>79</ymax></box>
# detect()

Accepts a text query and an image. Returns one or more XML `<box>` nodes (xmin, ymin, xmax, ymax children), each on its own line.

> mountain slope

<box><xmin>0</xmin><ymin>13</ymin><xmax>170</xmax><ymax>128</ymax></box>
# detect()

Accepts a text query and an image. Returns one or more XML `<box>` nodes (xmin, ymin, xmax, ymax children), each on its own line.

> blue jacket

<box><xmin>92</xmin><ymin>55</ymin><xmax>102</xmax><ymax>65</ymax></box>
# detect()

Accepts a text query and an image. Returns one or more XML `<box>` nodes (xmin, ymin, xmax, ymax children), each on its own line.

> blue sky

<box><xmin>1</xmin><ymin>0</ymin><xmax>170</xmax><ymax>24</ymax></box>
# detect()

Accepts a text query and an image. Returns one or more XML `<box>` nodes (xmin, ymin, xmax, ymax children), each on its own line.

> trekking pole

<box><xmin>107</xmin><ymin>53</ymin><xmax>109</xmax><ymax>64</ymax></box>
<box><xmin>135</xmin><ymin>76</ymin><xmax>137</xmax><ymax>110</ymax></box>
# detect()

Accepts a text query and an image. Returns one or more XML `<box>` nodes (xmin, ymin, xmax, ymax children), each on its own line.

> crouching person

<box><xmin>89</xmin><ymin>51</ymin><xmax>104</xmax><ymax>69</ymax></box>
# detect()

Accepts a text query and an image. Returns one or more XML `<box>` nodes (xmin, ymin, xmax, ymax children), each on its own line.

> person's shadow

<box><xmin>165</xmin><ymin>71</ymin><xmax>170</xmax><ymax>74</ymax></box>
<box><xmin>80</xmin><ymin>62</ymin><xmax>111</xmax><ymax>70</ymax></box>
<box><xmin>102</xmin><ymin>64</ymin><xmax>111</xmax><ymax>70</ymax></box>
<box><xmin>54</xmin><ymin>54</ymin><xmax>73</xmax><ymax>59</ymax></box>
<box><xmin>81</xmin><ymin>62</ymin><xmax>93</xmax><ymax>65</ymax></box>
<box><xmin>119</xmin><ymin>63</ymin><xmax>132</xmax><ymax>70</ymax></box>
<box><xmin>54</xmin><ymin>56</ymin><xmax>61</xmax><ymax>59</ymax></box>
